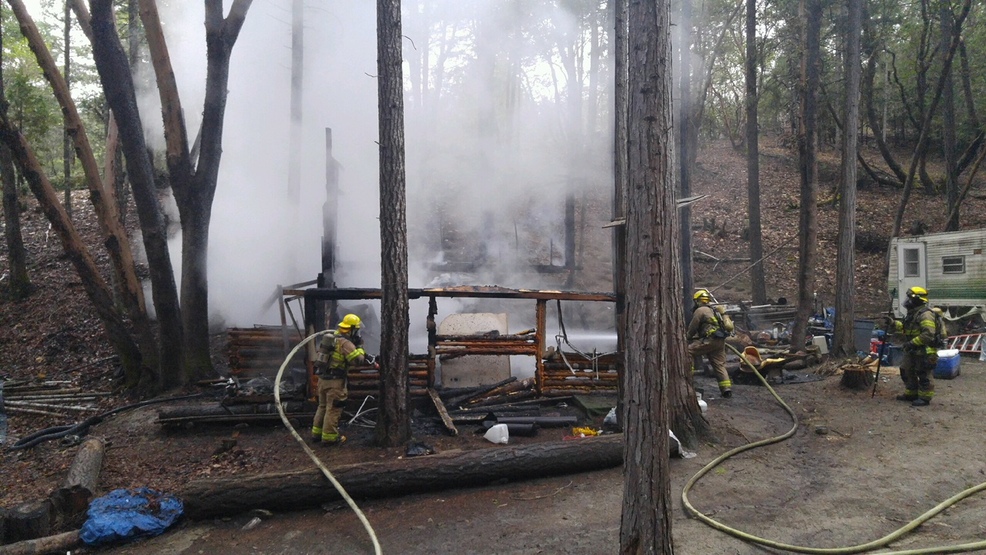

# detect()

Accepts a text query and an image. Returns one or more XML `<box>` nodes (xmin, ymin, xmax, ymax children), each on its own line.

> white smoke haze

<box><xmin>135</xmin><ymin>1</ymin><xmax>614</xmax><ymax>336</ymax></box>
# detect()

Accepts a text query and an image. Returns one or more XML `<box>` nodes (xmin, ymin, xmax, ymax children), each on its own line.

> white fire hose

<box><xmin>274</xmin><ymin>330</ymin><xmax>382</xmax><ymax>555</ymax></box>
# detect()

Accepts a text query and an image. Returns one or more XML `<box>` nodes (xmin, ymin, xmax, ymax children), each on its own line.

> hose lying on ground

<box><xmin>9</xmin><ymin>394</ymin><xmax>205</xmax><ymax>450</ymax></box>
<box><xmin>273</xmin><ymin>330</ymin><xmax>382</xmax><ymax>555</ymax></box>
<box><xmin>681</xmin><ymin>343</ymin><xmax>986</xmax><ymax>554</ymax></box>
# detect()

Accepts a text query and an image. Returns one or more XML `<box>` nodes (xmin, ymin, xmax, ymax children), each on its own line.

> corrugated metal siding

<box><xmin>891</xmin><ymin>230</ymin><xmax>986</xmax><ymax>306</ymax></box>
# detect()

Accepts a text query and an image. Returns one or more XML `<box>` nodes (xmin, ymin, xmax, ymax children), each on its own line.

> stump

<box><xmin>2</xmin><ymin>501</ymin><xmax>51</xmax><ymax>544</ymax></box>
<box><xmin>839</xmin><ymin>364</ymin><xmax>874</xmax><ymax>390</ymax></box>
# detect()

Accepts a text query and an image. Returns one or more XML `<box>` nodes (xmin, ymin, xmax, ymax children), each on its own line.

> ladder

<box><xmin>946</xmin><ymin>333</ymin><xmax>984</xmax><ymax>355</ymax></box>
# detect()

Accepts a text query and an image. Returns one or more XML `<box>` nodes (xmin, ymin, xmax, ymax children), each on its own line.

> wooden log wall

<box><xmin>539</xmin><ymin>352</ymin><xmax>620</xmax><ymax>395</ymax></box>
<box><xmin>347</xmin><ymin>354</ymin><xmax>432</xmax><ymax>398</ymax></box>
<box><xmin>227</xmin><ymin>327</ymin><xmax>306</xmax><ymax>378</ymax></box>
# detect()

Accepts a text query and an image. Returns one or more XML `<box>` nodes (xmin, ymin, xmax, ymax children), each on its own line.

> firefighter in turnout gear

<box><xmin>887</xmin><ymin>286</ymin><xmax>938</xmax><ymax>407</ymax></box>
<box><xmin>310</xmin><ymin>313</ymin><xmax>369</xmax><ymax>445</ymax></box>
<box><xmin>687</xmin><ymin>289</ymin><xmax>732</xmax><ymax>398</ymax></box>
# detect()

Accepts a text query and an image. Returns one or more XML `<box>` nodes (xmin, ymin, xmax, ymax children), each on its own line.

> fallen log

<box><xmin>0</xmin><ymin>530</ymin><xmax>79</xmax><ymax>555</ymax></box>
<box><xmin>49</xmin><ymin>438</ymin><xmax>105</xmax><ymax>525</ymax></box>
<box><xmin>180</xmin><ymin>434</ymin><xmax>624</xmax><ymax>520</ymax></box>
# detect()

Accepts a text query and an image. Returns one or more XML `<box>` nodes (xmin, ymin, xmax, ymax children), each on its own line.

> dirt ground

<box><xmin>66</xmin><ymin>355</ymin><xmax>985</xmax><ymax>555</ymax></box>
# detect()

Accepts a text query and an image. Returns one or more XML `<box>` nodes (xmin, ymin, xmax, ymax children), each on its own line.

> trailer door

<box><xmin>896</xmin><ymin>242</ymin><xmax>927</xmax><ymax>315</ymax></box>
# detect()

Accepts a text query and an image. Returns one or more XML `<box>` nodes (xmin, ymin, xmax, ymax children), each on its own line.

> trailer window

<box><xmin>903</xmin><ymin>248</ymin><xmax>921</xmax><ymax>277</ymax></box>
<box><xmin>942</xmin><ymin>255</ymin><xmax>965</xmax><ymax>274</ymax></box>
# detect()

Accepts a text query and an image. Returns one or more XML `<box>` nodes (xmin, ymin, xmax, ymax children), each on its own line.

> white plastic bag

<box><xmin>603</xmin><ymin>407</ymin><xmax>617</xmax><ymax>427</ymax></box>
<box><xmin>483</xmin><ymin>423</ymin><xmax>509</xmax><ymax>444</ymax></box>
<box><xmin>669</xmin><ymin>430</ymin><xmax>696</xmax><ymax>459</ymax></box>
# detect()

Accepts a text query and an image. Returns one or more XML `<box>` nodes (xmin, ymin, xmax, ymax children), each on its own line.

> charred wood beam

<box><xmin>541</xmin><ymin>387</ymin><xmax>616</xmax><ymax>396</ymax></box>
<box><xmin>463</xmin><ymin>390</ymin><xmax>536</xmax><ymax>408</ymax></box>
<box><xmin>157</xmin><ymin>401</ymin><xmax>310</xmax><ymax>424</ymax></box>
<box><xmin>449</xmin><ymin>396</ymin><xmax>574</xmax><ymax>413</ymax></box>
<box><xmin>426</xmin><ymin>388</ymin><xmax>457</xmax><ymax>436</ymax></box>
<box><xmin>299</xmin><ymin>287</ymin><xmax>616</xmax><ymax>303</ymax></box>
<box><xmin>461</xmin><ymin>378</ymin><xmax>534</xmax><ymax>403</ymax></box>
<box><xmin>444</xmin><ymin>377</ymin><xmax>517</xmax><ymax>407</ymax></box>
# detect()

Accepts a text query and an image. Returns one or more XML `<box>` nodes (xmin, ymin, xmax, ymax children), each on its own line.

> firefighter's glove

<box><xmin>364</xmin><ymin>354</ymin><xmax>377</xmax><ymax>365</ymax></box>
<box><xmin>882</xmin><ymin>316</ymin><xmax>895</xmax><ymax>331</ymax></box>
<box><xmin>904</xmin><ymin>341</ymin><xmax>921</xmax><ymax>353</ymax></box>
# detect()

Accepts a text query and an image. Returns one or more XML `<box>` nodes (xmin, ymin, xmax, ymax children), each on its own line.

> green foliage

<box><xmin>2</xmin><ymin>2</ymin><xmax>107</xmax><ymax>188</ymax></box>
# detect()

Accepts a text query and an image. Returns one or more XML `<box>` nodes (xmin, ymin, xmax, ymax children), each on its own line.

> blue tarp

<box><xmin>80</xmin><ymin>487</ymin><xmax>183</xmax><ymax>546</ymax></box>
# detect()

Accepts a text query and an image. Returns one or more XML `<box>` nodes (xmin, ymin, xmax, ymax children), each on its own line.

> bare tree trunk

<box><xmin>135</xmin><ymin>0</ymin><xmax>253</xmax><ymax>382</ymax></box>
<box><xmin>181</xmin><ymin>0</ymin><xmax>254</xmax><ymax>380</ymax></box>
<box><xmin>688</xmin><ymin>0</ymin><xmax>744</xmax><ymax>168</ymax></box>
<box><xmin>11</xmin><ymin>0</ymin><xmax>160</xmax><ymax>384</ymax></box>
<box><xmin>745</xmin><ymin>0</ymin><xmax>766</xmax><ymax>305</ymax></box>
<box><xmin>678</xmin><ymin>0</ymin><xmax>694</xmax><ymax>311</ymax></box>
<box><xmin>621</xmin><ymin>0</ymin><xmax>677</xmax><ymax>551</ymax></box>
<box><xmin>90</xmin><ymin>0</ymin><xmax>183</xmax><ymax>390</ymax></box>
<box><xmin>612</xmin><ymin>0</ymin><xmax>628</xmax><ymax>432</ymax></box>
<box><xmin>0</xmin><ymin>142</ymin><xmax>30</xmax><ymax>300</ymax></box>
<box><xmin>62</xmin><ymin>0</ymin><xmax>72</xmax><ymax>220</ymax></box>
<box><xmin>0</xmin><ymin>110</ymin><xmax>142</xmax><ymax>374</ymax></box>
<box><xmin>833</xmin><ymin>0</ymin><xmax>862</xmax><ymax>358</ymax></box>
<box><xmin>791</xmin><ymin>0</ymin><xmax>821</xmax><ymax>356</ymax></box>
<box><xmin>957</xmin><ymin>40</ymin><xmax>979</xmax><ymax>130</ymax></box>
<box><xmin>0</xmin><ymin>14</ymin><xmax>31</xmax><ymax>300</ymax></box>
<box><xmin>940</xmin><ymin>4</ymin><xmax>958</xmax><ymax>231</ymax></box>
<box><xmin>890</xmin><ymin>0</ymin><xmax>971</xmax><ymax>239</ymax></box>
<box><xmin>863</xmin><ymin>44</ymin><xmax>906</xmax><ymax>184</ymax></box>
<box><xmin>375</xmin><ymin>0</ymin><xmax>411</xmax><ymax>448</ymax></box>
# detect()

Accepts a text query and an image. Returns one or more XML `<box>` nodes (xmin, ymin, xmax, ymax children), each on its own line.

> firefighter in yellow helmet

<box><xmin>886</xmin><ymin>286</ymin><xmax>937</xmax><ymax>406</ymax></box>
<box><xmin>310</xmin><ymin>313</ymin><xmax>369</xmax><ymax>445</ymax></box>
<box><xmin>687</xmin><ymin>289</ymin><xmax>732</xmax><ymax>398</ymax></box>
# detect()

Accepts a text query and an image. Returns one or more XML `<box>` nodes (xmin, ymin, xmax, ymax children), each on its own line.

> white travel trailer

<box><xmin>888</xmin><ymin>229</ymin><xmax>986</xmax><ymax>332</ymax></box>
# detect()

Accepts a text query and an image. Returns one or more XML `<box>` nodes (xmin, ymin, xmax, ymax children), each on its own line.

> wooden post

<box><xmin>427</xmin><ymin>296</ymin><xmax>437</xmax><ymax>385</ymax></box>
<box><xmin>535</xmin><ymin>299</ymin><xmax>546</xmax><ymax>395</ymax></box>
<box><xmin>320</xmin><ymin>129</ymin><xmax>341</xmax><ymax>329</ymax></box>
<box><xmin>287</xmin><ymin>0</ymin><xmax>303</xmax><ymax>203</ymax></box>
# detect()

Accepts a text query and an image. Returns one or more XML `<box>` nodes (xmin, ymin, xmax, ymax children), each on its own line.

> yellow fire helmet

<box><xmin>693</xmin><ymin>289</ymin><xmax>712</xmax><ymax>304</ymax></box>
<box><xmin>337</xmin><ymin>313</ymin><xmax>362</xmax><ymax>331</ymax></box>
<box><xmin>906</xmin><ymin>286</ymin><xmax>928</xmax><ymax>303</ymax></box>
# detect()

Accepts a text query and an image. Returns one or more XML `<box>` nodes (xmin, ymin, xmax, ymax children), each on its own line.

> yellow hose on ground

<box><xmin>275</xmin><ymin>330</ymin><xmax>382</xmax><ymax>555</ymax></box>
<box><xmin>681</xmin><ymin>343</ymin><xmax>986</xmax><ymax>554</ymax></box>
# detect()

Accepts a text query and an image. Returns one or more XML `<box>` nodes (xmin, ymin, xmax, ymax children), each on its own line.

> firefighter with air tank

<box><xmin>885</xmin><ymin>286</ymin><xmax>941</xmax><ymax>407</ymax></box>
<box><xmin>310</xmin><ymin>313</ymin><xmax>374</xmax><ymax>445</ymax></box>
<box><xmin>687</xmin><ymin>288</ymin><xmax>734</xmax><ymax>398</ymax></box>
